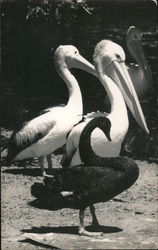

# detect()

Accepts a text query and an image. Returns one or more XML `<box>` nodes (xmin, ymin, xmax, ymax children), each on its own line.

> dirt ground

<box><xmin>1</xmin><ymin>150</ymin><xmax>158</xmax><ymax>250</ymax></box>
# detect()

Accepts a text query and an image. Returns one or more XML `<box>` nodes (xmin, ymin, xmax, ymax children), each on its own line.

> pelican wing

<box><xmin>16</xmin><ymin>104</ymin><xmax>65</xmax><ymax>125</ymax></box>
<box><xmin>6</xmin><ymin>110</ymin><xmax>56</xmax><ymax>163</ymax></box>
<box><xmin>42</xmin><ymin>104</ymin><xmax>65</xmax><ymax>113</ymax></box>
<box><xmin>61</xmin><ymin>120</ymin><xmax>84</xmax><ymax>168</ymax></box>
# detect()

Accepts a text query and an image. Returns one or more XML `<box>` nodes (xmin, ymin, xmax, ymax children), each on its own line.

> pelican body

<box><xmin>6</xmin><ymin>45</ymin><xmax>96</xmax><ymax>175</ymax></box>
<box><xmin>30</xmin><ymin>116</ymin><xmax>139</xmax><ymax>236</ymax></box>
<box><xmin>62</xmin><ymin>40</ymin><xmax>149</xmax><ymax>168</ymax></box>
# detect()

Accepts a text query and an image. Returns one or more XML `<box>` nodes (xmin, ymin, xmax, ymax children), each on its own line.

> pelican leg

<box><xmin>78</xmin><ymin>208</ymin><xmax>103</xmax><ymax>237</ymax></box>
<box><xmin>89</xmin><ymin>204</ymin><xmax>100</xmax><ymax>227</ymax></box>
<box><xmin>38</xmin><ymin>156</ymin><xmax>46</xmax><ymax>176</ymax></box>
<box><xmin>47</xmin><ymin>154</ymin><xmax>53</xmax><ymax>169</ymax></box>
<box><xmin>79</xmin><ymin>208</ymin><xmax>87</xmax><ymax>235</ymax></box>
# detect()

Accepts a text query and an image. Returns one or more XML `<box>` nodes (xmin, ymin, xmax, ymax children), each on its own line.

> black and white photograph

<box><xmin>1</xmin><ymin>0</ymin><xmax>158</xmax><ymax>249</ymax></box>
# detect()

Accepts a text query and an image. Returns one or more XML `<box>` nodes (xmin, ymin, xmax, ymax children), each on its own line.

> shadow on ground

<box><xmin>2</xmin><ymin>168</ymin><xmax>62</xmax><ymax>177</ymax></box>
<box><xmin>21</xmin><ymin>225</ymin><xmax>122</xmax><ymax>235</ymax></box>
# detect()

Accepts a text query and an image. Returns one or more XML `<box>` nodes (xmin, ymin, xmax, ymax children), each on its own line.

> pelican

<box><xmin>6</xmin><ymin>45</ymin><xmax>96</xmax><ymax>176</ymax></box>
<box><xmin>30</xmin><ymin>116</ymin><xmax>139</xmax><ymax>237</ymax></box>
<box><xmin>62</xmin><ymin>40</ymin><xmax>149</xmax><ymax>168</ymax></box>
<box><xmin>126</xmin><ymin>26</ymin><xmax>152</xmax><ymax>97</ymax></box>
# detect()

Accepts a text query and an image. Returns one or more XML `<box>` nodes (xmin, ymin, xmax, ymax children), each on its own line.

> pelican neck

<box><xmin>99</xmin><ymin>74</ymin><xmax>127</xmax><ymax>118</ymax></box>
<box><xmin>58</xmin><ymin>67</ymin><xmax>83</xmax><ymax>116</ymax></box>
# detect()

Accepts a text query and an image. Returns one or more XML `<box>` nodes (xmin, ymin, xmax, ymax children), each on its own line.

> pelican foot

<box><xmin>79</xmin><ymin>228</ymin><xmax>103</xmax><ymax>237</ymax></box>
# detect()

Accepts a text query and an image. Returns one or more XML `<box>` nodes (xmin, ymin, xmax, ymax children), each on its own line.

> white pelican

<box><xmin>62</xmin><ymin>40</ymin><xmax>149</xmax><ymax>168</ymax></box>
<box><xmin>6</xmin><ymin>45</ymin><xmax>96</xmax><ymax>176</ymax></box>
<box><xmin>126</xmin><ymin>26</ymin><xmax>153</xmax><ymax>97</ymax></box>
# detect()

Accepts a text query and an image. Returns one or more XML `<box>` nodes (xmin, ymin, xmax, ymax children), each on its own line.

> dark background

<box><xmin>1</xmin><ymin>0</ymin><xmax>158</xmax><ymax>160</ymax></box>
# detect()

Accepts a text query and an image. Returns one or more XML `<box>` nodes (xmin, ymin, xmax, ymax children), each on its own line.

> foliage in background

<box><xmin>26</xmin><ymin>0</ymin><xmax>93</xmax><ymax>24</ymax></box>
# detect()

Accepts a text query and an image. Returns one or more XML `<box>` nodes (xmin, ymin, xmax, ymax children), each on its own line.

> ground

<box><xmin>1</xmin><ymin>152</ymin><xmax>158</xmax><ymax>249</ymax></box>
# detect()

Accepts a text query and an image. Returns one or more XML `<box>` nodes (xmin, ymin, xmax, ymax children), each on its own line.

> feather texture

<box><xmin>6</xmin><ymin>108</ymin><xmax>57</xmax><ymax>163</ymax></box>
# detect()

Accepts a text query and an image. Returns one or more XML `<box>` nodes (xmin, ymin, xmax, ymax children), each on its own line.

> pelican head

<box><xmin>54</xmin><ymin>45</ymin><xmax>96</xmax><ymax>76</ymax></box>
<box><xmin>94</xmin><ymin>40</ymin><xmax>149</xmax><ymax>134</ymax></box>
<box><xmin>126</xmin><ymin>26</ymin><xmax>143</xmax><ymax>59</ymax></box>
<box><xmin>93</xmin><ymin>40</ymin><xmax>125</xmax><ymax>73</ymax></box>
<box><xmin>126</xmin><ymin>26</ymin><xmax>152</xmax><ymax>86</ymax></box>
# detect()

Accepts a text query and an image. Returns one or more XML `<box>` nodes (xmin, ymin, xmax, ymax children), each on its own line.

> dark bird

<box><xmin>30</xmin><ymin>116</ymin><xmax>139</xmax><ymax>236</ymax></box>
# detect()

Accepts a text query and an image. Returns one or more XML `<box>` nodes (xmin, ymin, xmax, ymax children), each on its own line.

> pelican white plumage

<box><xmin>62</xmin><ymin>40</ymin><xmax>149</xmax><ymax>168</ymax></box>
<box><xmin>126</xmin><ymin>26</ymin><xmax>153</xmax><ymax>97</ymax></box>
<box><xmin>6</xmin><ymin>45</ymin><xmax>96</xmax><ymax>176</ymax></box>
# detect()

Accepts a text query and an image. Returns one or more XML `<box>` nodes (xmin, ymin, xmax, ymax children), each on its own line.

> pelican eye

<box><xmin>116</xmin><ymin>54</ymin><xmax>121</xmax><ymax>60</ymax></box>
<box><xmin>74</xmin><ymin>51</ymin><xmax>78</xmax><ymax>54</ymax></box>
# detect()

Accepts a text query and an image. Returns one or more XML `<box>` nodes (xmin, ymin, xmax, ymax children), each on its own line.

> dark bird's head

<box><xmin>93</xmin><ymin>117</ymin><xmax>112</xmax><ymax>142</ymax></box>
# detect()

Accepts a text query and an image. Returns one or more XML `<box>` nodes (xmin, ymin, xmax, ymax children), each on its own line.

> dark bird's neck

<box><xmin>79</xmin><ymin>117</ymin><xmax>111</xmax><ymax>166</ymax></box>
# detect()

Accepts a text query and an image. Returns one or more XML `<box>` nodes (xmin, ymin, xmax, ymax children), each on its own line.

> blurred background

<box><xmin>1</xmin><ymin>0</ymin><xmax>158</xmax><ymax>161</ymax></box>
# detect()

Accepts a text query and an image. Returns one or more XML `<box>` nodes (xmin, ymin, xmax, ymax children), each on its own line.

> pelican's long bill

<box><xmin>71</xmin><ymin>54</ymin><xmax>97</xmax><ymax>77</ymax></box>
<box><xmin>105</xmin><ymin>60</ymin><xmax>149</xmax><ymax>134</ymax></box>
